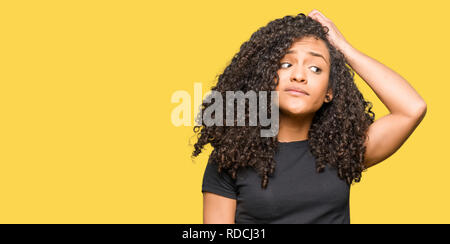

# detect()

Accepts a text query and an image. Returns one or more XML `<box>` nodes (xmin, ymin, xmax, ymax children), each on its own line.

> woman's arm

<box><xmin>308</xmin><ymin>9</ymin><xmax>427</xmax><ymax>169</ymax></box>
<box><xmin>341</xmin><ymin>43</ymin><xmax>427</xmax><ymax>168</ymax></box>
<box><xmin>203</xmin><ymin>192</ymin><xmax>236</xmax><ymax>224</ymax></box>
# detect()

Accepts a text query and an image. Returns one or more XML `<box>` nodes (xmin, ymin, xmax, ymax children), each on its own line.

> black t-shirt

<box><xmin>201</xmin><ymin>139</ymin><xmax>351</xmax><ymax>224</ymax></box>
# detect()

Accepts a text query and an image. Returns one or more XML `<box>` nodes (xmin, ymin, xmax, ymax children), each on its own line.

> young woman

<box><xmin>193</xmin><ymin>10</ymin><xmax>427</xmax><ymax>224</ymax></box>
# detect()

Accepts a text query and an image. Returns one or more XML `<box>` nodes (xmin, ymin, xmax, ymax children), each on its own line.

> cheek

<box><xmin>275</xmin><ymin>71</ymin><xmax>289</xmax><ymax>90</ymax></box>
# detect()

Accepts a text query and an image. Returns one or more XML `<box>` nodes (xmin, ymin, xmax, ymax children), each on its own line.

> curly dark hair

<box><xmin>192</xmin><ymin>13</ymin><xmax>375</xmax><ymax>189</ymax></box>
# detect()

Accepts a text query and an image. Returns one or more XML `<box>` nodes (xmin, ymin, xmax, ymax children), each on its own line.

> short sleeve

<box><xmin>202</xmin><ymin>157</ymin><xmax>238</xmax><ymax>200</ymax></box>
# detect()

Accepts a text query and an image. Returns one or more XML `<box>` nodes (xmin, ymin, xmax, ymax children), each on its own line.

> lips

<box><xmin>285</xmin><ymin>87</ymin><xmax>309</xmax><ymax>96</ymax></box>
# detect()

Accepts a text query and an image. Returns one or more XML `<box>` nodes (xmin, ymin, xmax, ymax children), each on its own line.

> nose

<box><xmin>290</xmin><ymin>66</ymin><xmax>307</xmax><ymax>83</ymax></box>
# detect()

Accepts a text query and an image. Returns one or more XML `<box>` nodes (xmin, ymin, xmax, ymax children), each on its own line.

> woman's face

<box><xmin>275</xmin><ymin>36</ymin><xmax>332</xmax><ymax>117</ymax></box>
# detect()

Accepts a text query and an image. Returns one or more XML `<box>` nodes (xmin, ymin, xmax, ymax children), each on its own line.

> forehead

<box><xmin>286</xmin><ymin>36</ymin><xmax>330</xmax><ymax>60</ymax></box>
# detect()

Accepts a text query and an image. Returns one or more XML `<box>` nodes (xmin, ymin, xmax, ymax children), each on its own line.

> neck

<box><xmin>277</xmin><ymin>111</ymin><xmax>314</xmax><ymax>142</ymax></box>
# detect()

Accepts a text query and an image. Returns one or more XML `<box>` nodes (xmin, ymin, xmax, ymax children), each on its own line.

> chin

<box><xmin>281</xmin><ymin>106</ymin><xmax>309</xmax><ymax>117</ymax></box>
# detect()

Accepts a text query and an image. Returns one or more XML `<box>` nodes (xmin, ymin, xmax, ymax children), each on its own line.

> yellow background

<box><xmin>0</xmin><ymin>0</ymin><xmax>448</xmax><ymax>224</ymax></box>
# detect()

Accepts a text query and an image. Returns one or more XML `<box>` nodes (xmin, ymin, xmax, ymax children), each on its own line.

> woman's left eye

<box><xmin>310</xmin><ymin>66</ymin><xmax>322</xmax><ymax>73</ymax></box>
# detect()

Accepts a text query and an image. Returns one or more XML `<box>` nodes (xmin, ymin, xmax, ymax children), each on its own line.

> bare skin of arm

<box><xmin>203</xmin><ymin>192</ymin><xmax>236</xmax><ymax>224</ymax></box>
<box><xmin>342</xmin><ymin>43</ymin><xmax>427</xmax><ymax>169</ymax></box>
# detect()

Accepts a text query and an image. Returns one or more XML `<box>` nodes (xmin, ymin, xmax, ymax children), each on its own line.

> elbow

<box><xmin>396</xmin><ymin>100</ymin><xmax>427</xmax><ymax>120</ymax></box>
<box><xmin>412</xmin><ymin>100</ymin><xmax>427</xmax><ymax>121</ymax></box>
<box><xmin>417</xmin><ymin>101</ymin><xmax>427</xmax><ymax>117</ymax></box>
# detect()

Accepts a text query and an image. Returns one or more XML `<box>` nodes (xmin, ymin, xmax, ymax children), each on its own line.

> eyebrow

<box><xmin>286</xmin><ymin>49</ymin><xmax>329</xmax><ymax>65</ymax></box>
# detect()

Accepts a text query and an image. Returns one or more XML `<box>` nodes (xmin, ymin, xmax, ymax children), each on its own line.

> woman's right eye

<box><xmin>280</xmin><ymin>62</ymin><xmax>291</xmax><ymax>68</ymax></box>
